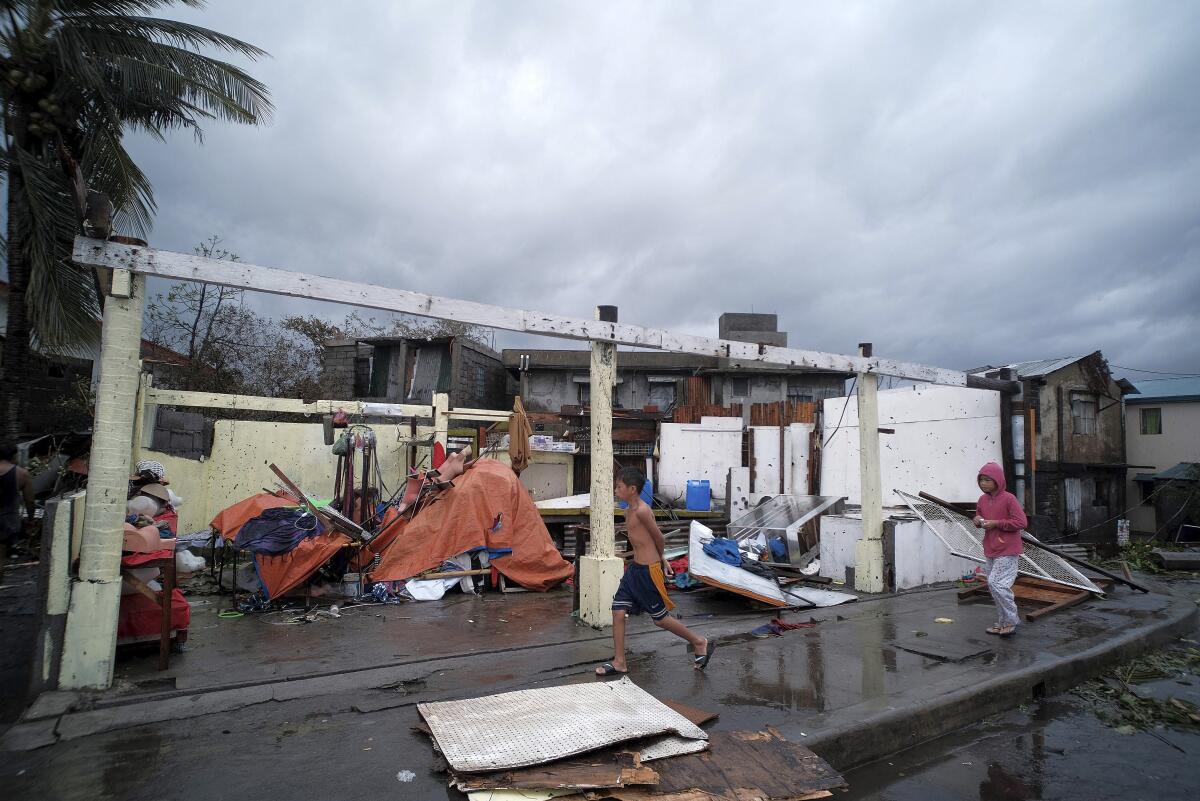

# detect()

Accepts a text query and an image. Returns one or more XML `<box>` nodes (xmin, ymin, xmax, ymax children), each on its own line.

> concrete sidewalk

<box><xmin>2</xmin><ymin>576</ymin><xmax>1196</xmax><ymax>800</ymax></box>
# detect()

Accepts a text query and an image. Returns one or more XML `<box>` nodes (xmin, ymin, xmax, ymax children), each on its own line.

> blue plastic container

<box><xmin>619</xmin><ymin>479</ymin><xmax>654</xmax><ymax>509</ymax></box>
<box><xmin>685</xmin><ymin>480</ymin><xmax>711</xmax><ymax>511</ymax></box>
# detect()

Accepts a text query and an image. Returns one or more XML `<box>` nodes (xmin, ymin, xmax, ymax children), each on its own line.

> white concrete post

<box><xmin>579</xmin><ymin>306</ymin><xmax>623</xmax><ymax>626</ymax></box>
<box><xmin>130</xmin><ymin>369</ymin><xmax>150</xmax><ymax>466</ymax></box>
<box><xmin>853</xmin><ymin>343</ymin><xmax>886</xmax><ymax>594</ymax></box>
<box><xmin>433</xmin><ymin>392</ymin><xmax>449</xmax><ymax>454</ymax></box>
<box><xmin>59</xmin><ymin>270</ymin><xmax>145</xmax><ymax>689</ymax></box>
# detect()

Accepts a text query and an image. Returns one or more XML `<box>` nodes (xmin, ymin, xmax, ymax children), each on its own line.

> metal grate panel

<box><xmin>894</xmin><ymin>490</ymin><xmax>1102</xmax><ymax>594</ymax></box>
<box><xmin>417</xmin><ymin>676</ymin><xmax>707</xmax><ymax>772</ymax></box>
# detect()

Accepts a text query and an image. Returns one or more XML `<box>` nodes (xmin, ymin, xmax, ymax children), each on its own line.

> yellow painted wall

<box><xmin>137</xmin><ymin>420</ymin><xmax>433</xmax><ymax>534</ymax></box>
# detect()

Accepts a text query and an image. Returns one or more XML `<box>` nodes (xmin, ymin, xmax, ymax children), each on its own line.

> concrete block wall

<box><xmin>323</xmin><ymin>341</ymin><xmax>372</xmax><ymax>398</ymax></box>
<box><xmin>455</xmin><ymin>345</ymin><xmax>507</xmax><ymax>409</ymax></box>
<box><xmin>150</xmin><ymin>408</ymin><xmax>213</xmax><ymax>460</ymax></box>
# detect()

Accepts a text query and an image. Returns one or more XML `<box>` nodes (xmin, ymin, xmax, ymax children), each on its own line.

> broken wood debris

<box><xmin>958</xmin><ymin>574</ymin><xmax>1113</xmax><ymax>622</ymax></box>
<box><xmin>414</xmin><ymin>677</ymin><xmax>844</xmax><ymax>800</ymax></box>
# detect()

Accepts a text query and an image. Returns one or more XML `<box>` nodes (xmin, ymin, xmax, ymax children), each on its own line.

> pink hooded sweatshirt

<box><xmin>976</xmin><ymin>462</ymin><xmax>1027</xmax><ymax>558</ymax></box>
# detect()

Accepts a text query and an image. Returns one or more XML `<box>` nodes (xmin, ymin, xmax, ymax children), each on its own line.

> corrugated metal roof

<box><xmin>1155</xmin><ymin>462</ymin><xmax>1200</xmax><ymax>481</ymax></box>
<box><xmin>971</xmin><ymin>356</ymin><xmax>1086</xmax><ymax>379</ymax></box>
<box><xmin>1125</xmin><ymin>377</ymin><xmax>1200</xmax><ymax>404</ymax></box>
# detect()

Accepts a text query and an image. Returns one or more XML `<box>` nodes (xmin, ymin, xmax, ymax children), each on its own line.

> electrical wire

<box><xmin>1111</xmin><ymin>365</ymin><xmax>1200</xmax><ymax>377</ymax></box>
<box><xmin>821</xmin><ymin>376</ymin><xmax>857</xmax><ymax>449</ymax></box>
<box><xmin>1044</xmin><ymin>480</ymin><xmax>1171</xmax><ymax>542</ymax></box>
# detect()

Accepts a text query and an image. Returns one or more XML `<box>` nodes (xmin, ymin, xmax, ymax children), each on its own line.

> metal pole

<box><xmin>59</xmin><ymin>270</ymin><xmax>145</xmax><ymax>689</ymax></box>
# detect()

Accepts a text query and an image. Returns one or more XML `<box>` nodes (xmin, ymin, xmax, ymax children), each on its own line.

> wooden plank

<box><xmin>74</xmin><ymin>237</ymin><xmax>970</xmax><ymax>385</ymax></box>
<box><xmin>660</xmin><ymin>698</ymin><xmax>720</xmax><ymax>726</ymax></box>
<box><xmin>452</xmin><ymin>749</ymin><xmax>657</xmax><ymax>792</ymax></box>
<box><xmin>1025</xmin><ymin>588</ymin><xmax>1092</xmax><ymax>621</ymax></box>
<box><xmin>446</xmin><ymin>407</ymin><xmax>510</xmax><ymax>422</ymax></box>
<box><xmin>694</xmin><ymin>573</ymin><xmax>789</xmax><ymax>607</ymax></box>
<box><xmin>640</xmin><ymin>730</ymin><xmax>846</xmax><ymax>799</ymax></box>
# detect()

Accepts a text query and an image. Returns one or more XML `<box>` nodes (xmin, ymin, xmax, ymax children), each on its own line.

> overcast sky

<box><xmin>127</xmin><ymin>0</ymin><xmax>1200</xmax><ymax>380</ymax></box>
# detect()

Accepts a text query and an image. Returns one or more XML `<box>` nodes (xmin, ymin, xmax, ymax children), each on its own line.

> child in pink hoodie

<box><xmin>973</xmin><ymin>462</ymin><xmax>1028</xmax><ymax>636</ymax></box>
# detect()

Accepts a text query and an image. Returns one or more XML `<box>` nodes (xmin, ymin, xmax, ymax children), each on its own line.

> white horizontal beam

<box><xmin>75</xmin><ymin>238</ymin><xmax>967</xmax><ymax>386</ymax></box>
<box><xmin>144</xmin><ymin>388</ymin><xmax>432</xmax><ymax>418</ymax></box>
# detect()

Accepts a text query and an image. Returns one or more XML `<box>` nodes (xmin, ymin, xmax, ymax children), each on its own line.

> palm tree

<box><xmin>1</xmin><ymin>1</ymin><xmax>272</xmax><ymax>438</ymax></box>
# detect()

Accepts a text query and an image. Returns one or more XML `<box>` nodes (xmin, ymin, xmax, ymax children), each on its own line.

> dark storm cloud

<box><xmin>128</xmin><ymin>0</ymin><xmax>1200</xmax><ymax>376</ymax></box>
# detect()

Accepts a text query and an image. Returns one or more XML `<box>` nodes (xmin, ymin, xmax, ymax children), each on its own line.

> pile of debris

<box><xmin>415</xmin><ymin>677</ymin><xmax>846</xmax><ymax>800</ymax></box>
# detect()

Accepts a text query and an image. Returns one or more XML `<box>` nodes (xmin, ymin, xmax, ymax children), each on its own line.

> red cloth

<box><xmin>666</xmin><ymin>556</ymin><xmax>689</xmax><ymax>590</ymax></box>
<box><xmin>121</xmin><ymin>549</ymin><xmax>173</xmax><ymax>567</ymax></box>
<box><xmin>210</xmin><ymin>493</ymin><xmax>297</xmax><ymax>541</ymax></box>
<box><xmin>976</xmin><ymin>462</ymin><xmax>1027</xmax><ymax>557</ymax></box>
<box><xmin>255</xmin><ymin>531</ymin><xmax>351</xmax><ymax>599</ymax></box>
<box><xmin>372</xmin><ymin>460</ymin><xmax>572</xmax><ymax>591</ymax></box>
<box><xmin>117</xmin><ymin>588</ymin><xmax>190</xmax><ymax>639</ymax></box>
<box><xmin>154</xmin><ymin>508</ymin><xmax>179</xmax><ymax>537</ymax></box>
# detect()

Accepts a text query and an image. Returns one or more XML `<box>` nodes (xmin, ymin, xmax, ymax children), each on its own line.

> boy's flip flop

<box><xmin>595</xmin><ymin>663</ymin><xmax>627</xmax><ymax>677</ymax></box>
<box><xmin>693</xmin><ymin>641</ymin><xmax>717</xmax><ymax>670</ymax></box>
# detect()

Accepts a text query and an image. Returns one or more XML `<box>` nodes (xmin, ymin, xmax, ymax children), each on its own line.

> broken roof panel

<box><xmin>972</xmin><ymin>356</ymin><xmax>1087</xmax><ymax>379</ymax></box>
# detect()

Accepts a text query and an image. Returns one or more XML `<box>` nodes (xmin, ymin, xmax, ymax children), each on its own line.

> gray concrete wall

<box><xmin>719</xmin><ymin>313</ymin><xmax>779</xmax><ymax>340</ymax></box>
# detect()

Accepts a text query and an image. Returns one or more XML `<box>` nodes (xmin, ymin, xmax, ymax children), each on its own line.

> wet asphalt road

<box><xmin>843</xmin><ymin>632</ymin><xmax>1200</xmax><ymax>801</ymax></box>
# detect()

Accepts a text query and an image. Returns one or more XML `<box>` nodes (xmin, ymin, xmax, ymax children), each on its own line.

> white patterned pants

<box><xmin>985</xmin><ymin>555</ymin><xmax>1021</xmax><ymax>627</ymax></box>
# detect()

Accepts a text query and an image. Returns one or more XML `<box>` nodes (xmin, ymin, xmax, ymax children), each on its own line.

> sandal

<box><xmin>985</xmin><ymin>626</ymin><xmax>1004</xmax><ymax>635</ymax></box>
<box><xmin>693</xmin><ymin>641</ymin><xmax>717</xmax><ymax>670</ymax></box>
<box><xmin>595</xmin><ymin>663</ymin><xmax>627</xmax><ymax>677</ymax></box>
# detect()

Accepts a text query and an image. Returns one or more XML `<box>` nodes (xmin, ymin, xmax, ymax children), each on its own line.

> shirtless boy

<box><xmin>595</xmin><ymin>468</ymin><xmax>714</xmax><ymax>676</ymax></box>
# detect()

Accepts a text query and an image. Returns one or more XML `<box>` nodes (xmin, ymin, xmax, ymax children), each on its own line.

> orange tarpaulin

<box><xmin>372</xmin><ymin>459</ymin><xmax>571</xmax><ymax>591</ymax></box>
<box><xmin>210</xmin><ymin>493</ymin><xmax>297</xmax><ymax>541</ymax></box>
<box><xmin>256</xmin><ymin>531</ymin><xmax>351</xmax><ymax>599</ymax></box>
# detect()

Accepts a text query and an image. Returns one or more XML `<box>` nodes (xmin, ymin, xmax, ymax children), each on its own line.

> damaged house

<box><xmin>323</xmin><ymin>335</ymin><xmax>507</xmax><ymax>409</ymax></box>
<box><xmin>972</xmin><ymin>352</ymin><xmax>1136</xmax><ymax>542</ymax></box>
<box><xmin>504</xmin><ymin>312</ymin><xmax>848</xmax><ymax>414</ymax></box>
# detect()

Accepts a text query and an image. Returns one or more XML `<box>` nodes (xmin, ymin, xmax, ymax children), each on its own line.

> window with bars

<box><xmin>1070</xmin><ymin>391</ymin><xmax>1097</xmax><ymax>435</ymax></box>
<box><xmin>729</xmin><ymin>376</ymin><xmax>749</xmax><ymax>398</ymax></box>
<box><xmin>1140</xmin><ymin>407</ymin><xmax>1162</xmax><ymax>435</ymax></box>
<box><xmin>787</xmin><ymin>380</ymin><xmax>813</xmax><ymax>403</ymax></box>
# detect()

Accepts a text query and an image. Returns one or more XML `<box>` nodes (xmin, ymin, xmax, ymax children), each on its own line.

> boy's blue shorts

<box><xmin>612</xmin><ymin>562</ymin><xmax>676</xmax><ymax>621</ymax></box>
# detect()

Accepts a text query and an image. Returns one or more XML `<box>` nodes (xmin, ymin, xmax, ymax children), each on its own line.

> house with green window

<box><xmin>1125</xmin><ymin>378</ymin><xmax>1200</xmax><ymax>535</ymax></box>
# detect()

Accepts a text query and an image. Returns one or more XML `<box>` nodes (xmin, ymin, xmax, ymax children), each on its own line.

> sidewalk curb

<box><xmin>800</xmin><ymin>590</ymin><xmax>1199</xmax><ymax>772</ymax></box>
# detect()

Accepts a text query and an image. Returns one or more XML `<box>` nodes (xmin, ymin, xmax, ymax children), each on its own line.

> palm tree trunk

<box><xmin>2</xmin><ymin>168</ymin><xmax>33</xmax><ymax>440</ymax></box>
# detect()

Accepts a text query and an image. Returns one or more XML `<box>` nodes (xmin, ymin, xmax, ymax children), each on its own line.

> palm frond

<box><xmin>13</xmin><ymin>146</ymin><xmax>100</xmax><ymax>349</ymax></box>
<box><xmin>80</xmin><ymin>115</ymin><xmax>155</xmax><ymax>236</ymax></box>
<box><xmin>52</xmin><ymin>25</ymin><xmax>274</xmax><ymax>129</ymax></box>
<box><xmin>53</xmin><ymin>2</ymin><xmax>204</xmax><ymax>14</ymax></box>
<box><xmin>69</xmin><ymin>14</ymin><xmax>270</xmax><ymax>59</ymax></box>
